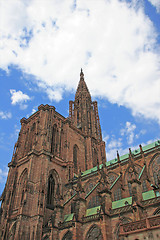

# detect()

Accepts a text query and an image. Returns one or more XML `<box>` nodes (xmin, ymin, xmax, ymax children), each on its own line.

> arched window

<box><xmin>17</xmin><ymin>169</ymin><xmax>28</xmax><ymax>207</ymax></box>
<box><xmin>8</xmin><ymin>222</ymin><xmax>16</xmax><ymax>240</ymax></box>
<box><xmin>151</xmin><ymin>155</ymin><xmax>160</xmax><ymax>185</ymax></box>
<box><xmin>85</xmin><ymin>224</ymin><xmax>103</xmax><ymax>240</ymax></box>
<box><xmin>77</xmin><ymin>111</ymin><xmax>79</xmax><ymax>124</ymax></box>
<box><xmin>114</xmin><ymin>188</ymin><xmax>122</xmax><ymax>201</ymax></box>
<box><xmin>47</xmin><ymin>174</ymin><xmax>55</xmax><ymax>207</ymax></box>
<box><xmin>93</xmin><ymin>149</ymin><xmax>98</xmax><ymax>167</ymax></box>
<box><xmin>51</xmin><ymin>124</ymin><xmax>57</xmax><ymax>154</ymax></box>
<box><xmin>88</xmin><ymin>195</ymin><xmax>100</xmax><ymax>209</ymax></box>
<box><xmin>62</xmin><ymin>231</ymin><xmax>73</xmax><ymax>240</ymax></box>
<box><xmin>73</xmin><ymin>145</ymin><xmax>78</xmax><ymax>173</ymax></box>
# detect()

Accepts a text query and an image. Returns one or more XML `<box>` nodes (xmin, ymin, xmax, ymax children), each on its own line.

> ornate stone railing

<box><xmin>119</xmin><ymin>215</ymin><xmax>160</xmax><ymax>235</ymax></box>
<box><xmin>122</xmin><ymin>219</ymin><xmax>147</xmax><ymax>233</ymax></box>
<box><xmin>148</xmin><ymin>215</ymin><xmax>160</xmax><ymax>227</ymax></box>
<box><xmin>58</xmin><ymin>221</ymin><xmax>75</xmax><ymax>229</ymax></box>
<box><xmin>82</xmin><ymin>214</ymin><xmax>102</xmax><ymax>223</ymax></box>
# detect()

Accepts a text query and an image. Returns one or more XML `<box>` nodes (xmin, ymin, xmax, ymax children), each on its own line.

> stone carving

<box><xmin>85</xmin><ymin>225</ymin><xmax>103</xmax><ymax>240</ymax></box>
<box><xmin>62</xmin><ymin>231</ymin><xmax>73</xmax><ymax>240</ymax></box>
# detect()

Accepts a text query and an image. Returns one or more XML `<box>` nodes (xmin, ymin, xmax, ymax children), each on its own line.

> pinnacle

<box><xmin>80</xmin><ymin>68</ymin><xmax>84</xmax><ymax>78</ymax></box>
<box><xmin>75</xmin><ymin>69</ymin><xmax>91</xmax><ymax>99</ymax></box>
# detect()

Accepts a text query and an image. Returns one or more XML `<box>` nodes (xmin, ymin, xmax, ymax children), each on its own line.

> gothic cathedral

<box><xmin>0</xmin><ymin>70</ymin><xmax>160</xmax><ymax>240</ymax></box>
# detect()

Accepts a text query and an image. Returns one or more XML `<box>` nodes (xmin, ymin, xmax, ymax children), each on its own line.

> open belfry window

<box><xmin>47</xmin><ymin>174</ymin><xmax>55</xmax><ymax>207</ymax></box>
<box><xmin>51</xmin><ymin>124</ymin><xmax>57</xmax><ymax>154</ymax></box>
<box><xmin>73</xmin><ymin>144</ymin><xmax>78</xmax><ymax>173</ymax></box>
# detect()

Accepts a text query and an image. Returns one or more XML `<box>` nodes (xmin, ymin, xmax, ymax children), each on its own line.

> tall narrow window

<box><xmin>47</xmin><ymin>175</ymin><xmax>55</xmax><ymax>206</ymax></box>
<box><xmin>77</xmin><ymin>111</ymin><xmax>79</xmax><ymax>124</ymax></box>
<box><xmin>93</xmin><ymin>149</ymin><xmax>98</xmax><ymax>167</ymax></box>
<box><xmin>51</xmin><ymin>124</ymin><xmax>57</xmax><ymax>154</ymax></box>
<box><xmin>114</xmin><ymin>188</ymin><xmax>122</xmax><ymax>201</ymax></box>
<box><xmin>73</xmin><ymin>145</ymin><xmax>78</xmax><ymax>173</ymax></box>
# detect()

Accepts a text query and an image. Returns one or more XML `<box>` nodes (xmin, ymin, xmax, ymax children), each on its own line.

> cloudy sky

<box><xmin>0</xmin><ymin>0</ymin><xmax>160</xmax><ymax>194</ymax></box>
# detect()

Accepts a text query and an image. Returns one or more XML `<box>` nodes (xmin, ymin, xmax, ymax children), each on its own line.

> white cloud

<box><xmin>0</xmin><ymin>167</ymin><xmax>8</xmax><ymax>183</ymax></box>
<box><xmin>0</xmin><ymin>111</ymin><xmax>12</xmax><ymax>120</ymax></box>
<box><xmin>26</xmin><ymin>106</ymin><xmax>37</xmax><ymax>118</ymax></box>
<box><xmin>0</xmin><ymin>0</ymin><xmax>160</xmax><ymax>122</ymax></box>
<box><xmin>10</xmin><ymin>89</ymin><xmax>31</xmax><ymax>108</ymax></box>
<box><xmin>120</xmin><ymin>121</ymin><xmax>136</xmax><ymax>145</ymax></box>
<box><xmin>46</xmin><ymin>88</ymin><xmax>63</xmax><ymax>102</ymax></box>
<box><xmin>148</xmin><ymin>0</ymin><xmax>160</xmax><ymax>12</ymax></box>
<box><xmin>107</xmin><ymin>137</ymin><xmax>123</xmax><ymax>149</ymax></box>
<box><xmin>106</xmin><ymin>138</ymin><xmax>159</xmax><ymax>161</ymax></box>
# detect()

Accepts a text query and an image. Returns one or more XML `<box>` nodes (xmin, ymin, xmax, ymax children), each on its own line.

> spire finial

<box><xmin>80</xmin><ymin>68</ymin><xmax>84</xmax><ymax>78</ymax></box>
<box><xmin>117</xmin><ymin>150</ymin><xmax>120</xmax><ymax>162</ymax></box>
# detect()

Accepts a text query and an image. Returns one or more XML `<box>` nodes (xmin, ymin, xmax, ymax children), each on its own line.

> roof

<box><xmin>86</xmin><ymin>205</ymin><xmax>101</xmax><ymax>216</ymax></box>
<box><xmin>64</xmin><ymin>213</ymin><xmax>74</xmax><ymax>222</ymax></box>
<box><xmin>63</xmin><ymin>191</ymin><xmax>157</xmax><ymax>221</ymax></box>
<box><xmin>81</xmin><ymin>140</ymin><xmax>160</xmax><ymax>178</ymax></box>
<box><xmin>112</xmin><ymin>190</ymin><xmax>156</xmax><ymax>209</ymax></box>
<box><xmin>142</xmin><ymin>190</ymin><xmax>155</xmax><ymax>200</ymax></box>
<box><xmin>112</xmin><ymin>197</ymin><xmax>132</xmax><ymax>209</ymax></box>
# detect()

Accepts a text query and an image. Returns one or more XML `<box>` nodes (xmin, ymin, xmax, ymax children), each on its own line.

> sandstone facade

<box><xmin>0</xmin><ymin>70</ymin><xmax>160</xmax><ymax>240</ymax></box>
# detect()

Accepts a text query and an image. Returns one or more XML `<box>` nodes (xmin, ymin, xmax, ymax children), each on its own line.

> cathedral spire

<box><xmin>75</xmin><ymin>69</ymin><xmax>91</xmax><ymax>100</ymax></box>
<box><xmin>80</xmin><ymin>68</ymin><xmax>84</xmax><ymax>78</ymax></box>
<box><xmin>69</xmin><ymin>70</ymin><xmax>102</xmax><ymax>140</ymax></box>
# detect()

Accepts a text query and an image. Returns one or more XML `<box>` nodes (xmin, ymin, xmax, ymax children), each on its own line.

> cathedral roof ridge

<box><xmin>80</xmin><ymin>140</ymin><xmax>160</xmax><ymax>178</ymax></box>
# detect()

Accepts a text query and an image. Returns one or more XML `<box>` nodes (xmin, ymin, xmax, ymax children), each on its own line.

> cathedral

<box><xmin>0</xmin><ymin>70</ymin><xmax>160</xmax><ymax>240</ymax></box>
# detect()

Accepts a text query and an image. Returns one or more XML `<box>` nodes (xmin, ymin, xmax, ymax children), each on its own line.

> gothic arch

<box><xmin>85</xmin><ymin>224</ymin><xmax>103</xmax><ymax>240</ymax></box>
<box><xmin>8</xmin><ymin>222</ymin><xmax>16</xmax><ymax>240</ymax></box>
<box><xmin>17</xmin><ymin>169</ymin><xmax>28</xmax><ymax>207</ymax></box>
<box><xmin>62</xmin><ymin>230</ymin><xmax>73</xmax><ymax>240</ymax></box>
<box><xmin>124</xmin><ymin>164</ymin><xmax>142</xmax><ymax>196</ymax></box>
<box><xmin>73</xmin><ymin>144</ymin><xmax>79</xmax><ymax>173</ymax></box>
<box><xmin>153</xmin><ymin>207</ymin><xmax>160</xmax><ymax>215</ymax></box>
<box><xmin>114</xmin><ymin>217</ymin><xmax>132</xmax><ymax>240</ymax></box>
<box><xmin>84</xmin><ymin>178</ymin><xmax>100</xmax><ymax>209</ymax></box>
<box><xmin>47</xmin><ymin>169</ymin><xmax>62</xmax><ymax>208</ymax></box>
<box><xmin>148</xmin><ymin>153</ymin><xmax>160</xmax><ymax>185</ymax></box>
<box><xmin>42</xmin><ymin>234</ymin><xmax>50</xmax><ymax>240</ymax></box>
<box><xmin>18</xmin><ymin>168</ymin><xmax>28</xmax><ymax>185</ymax></box>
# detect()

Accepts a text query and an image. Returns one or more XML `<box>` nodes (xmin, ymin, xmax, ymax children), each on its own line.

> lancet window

<box><xmin>51</xmin><ymin>124</ymin><xmax>58</xmax><ymax>154</ymax></box>
<box><xmin>73</xmin><ymin>145</ymin><xmax>78</xmax><ymax>173</ymax></box>
<box><xmin>17</xmin><ymin>169</ymin><xmax>28</xmax><ymax>208</ymax></box>
<box><xmin>93</xmin><ymin>149</ymin><xmax>98</xmax><ymax>167</ymax></box>
<box><xmin>114</xmin><ymin>188</ymin><xmax>122</xmax><ymax>201</ymax></box>
<box><xmin>88</xmin><ymin>195</ymin><xmax>100</xmax><ymax>209</ymax></box>
<box><xmin>148</xmin><ymin>155</ymin><xmax>160</xmax><ymax>186</ymax></box>
<box><xmin>47</xmin><ymin>174</ymin><xmax>55</xmax><ymax>206</ymax></box>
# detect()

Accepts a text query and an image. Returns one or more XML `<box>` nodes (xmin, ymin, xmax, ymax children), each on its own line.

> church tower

<box><xmin>0</xmin><ymin>70</ymin><xmax>106</xmax><ymax>240</ymax></box>
<box><xmin>1</xmin><ymin>70</ymin><xmax>160</xmax><ymax>240</ymax></box>
<box><xmin>69</xmin><ymin>69</ymin><xmax>102</xmax><ymax>141</ymax></box>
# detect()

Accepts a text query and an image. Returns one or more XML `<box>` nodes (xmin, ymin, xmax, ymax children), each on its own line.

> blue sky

<box><xmin>0</xmin><ymin>0</ymin><xmax>160</xmax><ymax>195</ymax></box>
